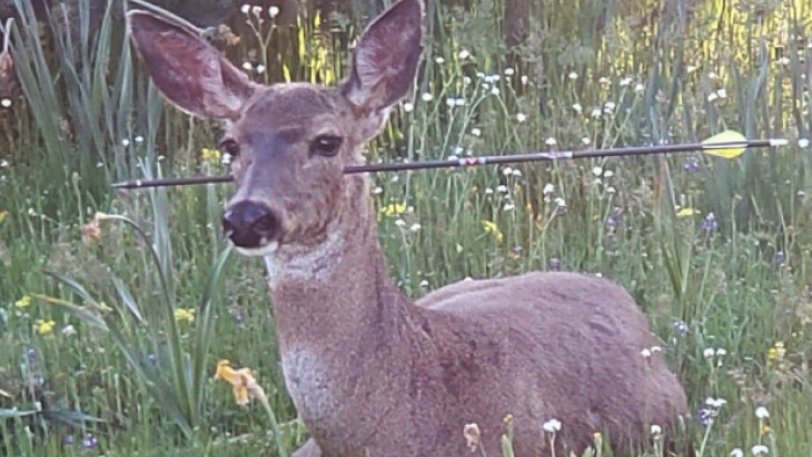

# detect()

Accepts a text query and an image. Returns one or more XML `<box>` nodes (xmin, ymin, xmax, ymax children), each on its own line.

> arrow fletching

<box><xmin>701</xmin><ymin>130</ymin><xmax>748</xmax><ymax>159</ymax></box>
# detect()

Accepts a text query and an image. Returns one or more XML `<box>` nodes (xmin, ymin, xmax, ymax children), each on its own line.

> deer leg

<box><xmin>291</xmin><ymin>438</ymin><xmax>321</xmax><ymax>457</ymax></box>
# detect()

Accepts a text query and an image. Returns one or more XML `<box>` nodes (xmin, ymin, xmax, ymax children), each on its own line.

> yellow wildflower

<box><xmin>174</xmin><ymin>308</ymin><xmax>196</xmax><ymax>324</ymax></box>
<box><xmin>382</xmin><ymin>202</ymin><xmax>406</xmax><ymax>217</ymax></box>
<box><xmin>35</xmin><ymin>319</ymin><xmax>56</xmax><ymax>336</ymax></box>
<box><xmin>214</xmin><ymin>360</ymin><xmax>267</xmax><ymax>406</ymax></box>
<box><xmin>0</xmin><ymin>210</ymin><xmax>7</xmax><ymax>223</ymax></box>
<box><xmin>676</xmin><ymin>207</ymin><xmax>699</xmax><ymax>218</ymax></box>
<box><xmin>14</xmin><ymin>295</ymin><xmax>31</xmax><ymax>309</ymax></box>
<box><xmin>767</xmin><ymin>342</ymin><xmax>785</xmax><ymax>362</ymax></box>
<box><xmin>761</xmin><ymin>425</ymin><xmax>772</xmax><ymax>436</ymax></box>
<box><xmin>482</xmin><ymin>220</ymin><xmax>504</xmax><ymax>244</ymax></box>
<box><xmin>201</xmin><ymin>148</ymin><xmax>221</xmax><ymax>166</ymax></box>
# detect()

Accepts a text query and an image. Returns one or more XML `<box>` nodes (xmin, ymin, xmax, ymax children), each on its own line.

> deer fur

<box><xmin>128</xmin><ymin>1</ymin><xmax>689</xmax><ymax>455</ymax></box>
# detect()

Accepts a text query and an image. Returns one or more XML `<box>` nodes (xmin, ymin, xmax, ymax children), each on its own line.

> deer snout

<box><xmin>222</xmin><ymin>201</ymin><xmax>280</xmax><ymax>249</ymax></box>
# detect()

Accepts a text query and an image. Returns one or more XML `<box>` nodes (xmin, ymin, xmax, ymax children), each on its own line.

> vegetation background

<box><xmin>0</xmin><ymin>0</ymin><xmax>810</xmax><ymax>455</ymax></box>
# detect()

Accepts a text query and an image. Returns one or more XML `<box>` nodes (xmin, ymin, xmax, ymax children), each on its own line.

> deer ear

<box><xmin>341</xmin><ymin>0</ymin><xmax>423</xmax><ymax>112</ymax></box>
<box><xmin>127</xmin><ymin>10</ymin><xmax>258</xmax><ymax>120</ymax></box>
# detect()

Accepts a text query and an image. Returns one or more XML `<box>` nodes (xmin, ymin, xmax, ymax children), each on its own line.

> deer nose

<box><xmin>222</xmin><ymin>201</ymin><xmax>280</xmax><ymax>248</ymax></box>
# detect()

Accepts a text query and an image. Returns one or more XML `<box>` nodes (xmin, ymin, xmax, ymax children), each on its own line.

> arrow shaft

<box><xmin>112</xmin><ymin>140</ymin><xmax>772</xmax><ymax>189</ymax></box>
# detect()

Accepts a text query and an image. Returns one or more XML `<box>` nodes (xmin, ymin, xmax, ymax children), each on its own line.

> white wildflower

<box><xmin>242</xmin><ymin>62</ymin><xmax>253</xmax><ymax>71</ymax></box>
<box><xmin>504</xmin><ymin>68</ymin><xmax>515</xmax><ymax>76</ymax></box>
<box><xmin>751</xmin><ymin>445</ymin><xmax>769</xmax><ymax>456</ymax></box>
<box><xmin>496</xmin><ymin>185</ymin><xmax>508</xmax><ymax>193</ymax></box>
<box><xmin>421</xmin><ymin>93</ymin><xmax>434</xmax><ymax>102</ymax></box>
<box><xmin>717</xmin><ymin>88</ymin><xmax>727</xmax><ymax>98</ymax></box>
<box><xmin>470</xmin><ymin>128</ymin><xmax>482</xmax><ymax>137</ymax></box>
<box><xmin>409</xmin><ymin>223</ymin><xmax>421</xmax><ymax>232</ymax></box>
<box><xmin>394</xmin><ymin>219</ymin><xmax>406</xmax><ymax>228</ymax></box>
<box><xmin>542</xmin><ymin>419</ymin><xmax>562</xmax><ymax>433</ymax></box>
<box><xmin>634</xmin><ymin>83</ymin><xmax>645</xmax><ymax>93</ymax></box>
<box><xmin>592</xmin><ymin>166</ymin><xmax>603</xmax><ymax>177</ymax></box>
<box><xmin>641</xmin><ymin>348</ymin><xmax>652</xmax><ymax>358</ymax></box>
<box><xmin>545</xmin><ymin>137</ymin><xmax>557</xmax><ymax>146</ymax></box>
<box><xmin>241</xmin><ymin>4</ymin><xmax>251</xmax><ymax>14</ymax></box>
<box><xmin>520</xmin><ymin>75</ymin><xmax>529</xmax><ymax>85</ymax></box>
<box><xmin>798</xmin><ymin>138</ymin><xmax>809</xmax><ymax>148</ymax></box>
<box><xmin>255</xmin><ymin>64</ymin><xmax>266</xmax><ymax>74</ymax></box>
<box><xmin>435</xmin><ymin>56</ymin><xmax>445</xmax><ymax>65</ymax></box>
<box><xmin>598</xmin><ymin>76</ymin><xmax>610</xmax><ymax>86</ymax></box>
<box><xmin>458</xmin><ymin>49</ymin><xmax>470</xmax><ymax>60</ymax></box>
<box><xmin>1</xmin><ymin>98</ymin><xmax>12</xmax><ymax>108</ymax></box>
<box><xmin>730</xmin><ymin>449</ymin><xmax>744</xmax><ymax>457</ymax></box>
<box><xmin>134</xmin><ymin>135</ymin><xmax>144</xmax><ymax>144</ymax></box>
<box><xmin>591</xmin><ymin>107</ymin><xmax>602</xmax><ymax>118</ymax></box>
<box><xmin>268</xmin><ymin>6</ymin><xmax>280</xmax><ymax>18</ymax></box>
<box><xmin>650</xmin><ymin>424</ymin><xmax>662</xmax><ymax>435</ymax></box>
<box><xmin>491</xmin><ymin>87</ymin><xmax>501</xmax><ymax>96</ymax></box>
<box><xmin>568</xmin><ymin>71</ymin><xmax>578</xmax><ymax>80</ymax></box>
<box><xmin>121</xmin><ymin>138</ymin><xmax>131</xmax><ymax>147</ymax></box>
<box><xmin>619</xmin><ymin>77</ymin><xmax>632</xmax><ymax>87</ymax></box>
<box><xmin>542</xmin><ymin>183</ymin><xmax>555</xmax><ymax>195</ymax></box>
<box><xmin>516</xmin><ymin>113</ymin><xmax>527</xmax><ymax>123</ymax></box>
<box><xmin>572</xmin><ymin>103</ymin><xmax>583</xmax><ymax>113</ymax></box>
<box><xmin>503</xmin><ymin>203</ymin><xmax>515</xmax><ymax>211</ymax></box>
<box><xmin>703</xmin><ymin>348</ymin><xmax>715</xmax><ymax>358</ymax></box>
<box><xmin>403</xmin><ymin>102</ymin><xmax>414</xmax><ymax>113</ymax></box>
<box><xmin>755</xmin><ymin>406</ymin><xmax>769</xmax><ymax>419</ymax></box>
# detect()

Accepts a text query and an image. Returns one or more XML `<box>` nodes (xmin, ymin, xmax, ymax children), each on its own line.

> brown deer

<box><xmin>127</xmin><ymin>1</ymin><xmax>688</xmax><ymax>455</ymax></box>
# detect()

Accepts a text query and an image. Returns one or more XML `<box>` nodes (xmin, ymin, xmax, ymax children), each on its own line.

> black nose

<box><xmin>222</xmin><ymin>201</ymin><xmax>279</xmax><ymax>248</ymax></box>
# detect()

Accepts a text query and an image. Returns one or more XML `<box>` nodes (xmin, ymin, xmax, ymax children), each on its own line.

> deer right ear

<box><xmin>127</xmin><ymin>10</ymin><xmax>258</xmax><ymax>120</ymax></box>
<box><xmin>341</xmin><ymin>0</ymin><xmax>423</xmax><ymax>113</ymax></box>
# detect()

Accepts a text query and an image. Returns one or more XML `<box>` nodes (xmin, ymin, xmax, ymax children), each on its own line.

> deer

<box><xmin>127</xmin><ymin>1</ymin><xmax>688</xmax><ymax>455</ymax></box>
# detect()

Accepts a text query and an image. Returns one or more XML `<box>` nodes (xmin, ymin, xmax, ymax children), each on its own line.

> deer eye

<box><xmin>310</xmin><ymin>134</ymin><xmax>343</xmax><ymax>157</ymax></box>
<box><xmin>218</xmin><ymin>138</ymin><xmax>240</xmax><ymax>157</ymax></box>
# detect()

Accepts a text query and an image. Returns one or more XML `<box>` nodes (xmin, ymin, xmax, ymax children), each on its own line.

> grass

<box><xmin>0</xmin><ymin>0</ymin><xmax>811</xmax><ymax>455</ymax></box>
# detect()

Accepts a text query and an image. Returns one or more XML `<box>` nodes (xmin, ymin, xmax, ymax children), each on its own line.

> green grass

<box><xmin>1</xmin><ymin>0</ymin><xmax>811</xmax><ymax>456</ymax></box>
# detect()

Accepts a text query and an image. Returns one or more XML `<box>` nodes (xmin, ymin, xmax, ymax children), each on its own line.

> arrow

<box><xmin>112</xmin><ymin>131</ymin><xmax>788</xmax><ymax>189</ymax></box>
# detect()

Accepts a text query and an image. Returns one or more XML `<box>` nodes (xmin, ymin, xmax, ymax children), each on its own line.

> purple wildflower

<box><xmin>673</xmin><ymin>320</ymin><xmax>689</xmax><ymax>336</ymax></box>
<box><xmin>696</xmin><ymin>408</ymin><xmax>713</xmax><ymax>427</ymax></box>
<box><xmin>702</xmin><ymin>212</ymin><xmax>718</xmax><ymax>233</ymax></box>
<box><xmin>82</xmin><ymin>434</ymin><xmax>98</xmax><ymax>449</ymax></box>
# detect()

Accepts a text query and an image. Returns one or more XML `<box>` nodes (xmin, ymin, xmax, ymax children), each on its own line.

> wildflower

<box><xmin>707</xmin><ymin>93</ymin><xmax>719</xmax><ymax>102</ymax></box>
<box><xmin>716</xmin><ymin>348</ymin><xmax>727</xmax><ymax>356</ymax></box>
<box><xmin>15</xmin><ymin>295</ymin><xmax>31</xmax><ymax>309</ymax></box>
<box><xmin>421</xmin><ymin>92</ymin><xmax>433</xmax><ymax>102</ymax></box>
<box><xmin>598</xmin><ymin>76</ymin><xmax>610</xmax><ymax>86</ymax></box>
<box><xmin>0</xmin><ymin>159</ymin><xmax>8</xmax><ymax>167</ymax></box>
<box><xmin>676</xmin><ymin>207</ymin><xmax>699</xmax><ymax>218</ymax></box>
<box><xmin>482</xmin><ymin>221</ymin><xmax>503</xmax><ymax>244</ymax></box>
<box><xmin>581</xmin><ymin>137</ymin><xmax>590</xmax><ymax>145</ymax></box>
<box><xmin>504</xmin><ymin>68</ymin><xmax>515</xmax><ymax>76</ymax></box>
<box><xmin>572</xmin><ymin>103</ymin><xmax>583</xmax><ymax>113</ymax></box>
<box><xmin>490</xmin><ymin>87</ymin><xmax>500</xmax><ymax>96</ymax></box>
<box><xmin>463</xmin><ymin>76</ymin><xmax>472</xmax><ymax>85</ymax></box>
<box><xmin>708</xmin><ymin>71</ymin><xmax>718</xmax><ymax>80</ymax></box>
<box><xmin>121</xmin><ymin>138</ymin><xmax>130</xmax><ymax>147</ymax></box>
<box><xmin>268</xmin><ymin>5</ymin><xmax>280</xmax><ymax>18</ymax></box>
<box><xmin>0</xmin><ymin>210</ymin><xmax>7</xmax><ymax>223</ymax></box>
<box><xmin>545</xmin><ymin>137</ymin><xmax>557</xmax><ymax>146</ymax></box>
<box><xmin>174</xmin><ymin>308</ymin><xmax>196</xmax><ymax>324</ymax></box>
<box><xmin>767</xmin><ymin>342</ymin><xmax>785</xmax><ymax>361</ymax></box>
<box><xmin>63</xmin><ymin>434</ymin><xmax>74</xmax><ymax>446</ymax></box>
<box><xmin>382</xmin><ymin>202</ymin><xmax>406</xmax><ymax>217</ymax></box>
<box><xmin>214</xmin><ymin>360</ymin><xmax>268</xmax><ymax>406</ymax></box>
<box><xmin>520</xmin><ymin>75</ymin><xmax>528</xmax><ymax>85</ymax></box>
<box><xmin>134</xmin><ymin>135</ymin><xmax>144</xmax><ymax>144</ymax></box>
<box><xmin>731</xmin><ymin>449</ymin><xmax>744</xmax><ymax>457</ymax></box>
<box><xmin>516</xmin><ymin>113</ymin><xmax>527</xmax><ymax>123</ymax></box>
<box><xmin>634</xmin><ymin>83</ymin><xmax>645</xmax><ymax>93</ymax></box>
<box><xmin>542</xmin><ymin>418</ymin><xmax>562</xmax><ymax>433</ymax></box>
<box><xmin>696</xmin><ymin>408</ymin><xmax>713</xmax><ymax>427</ymax></box>
<box><xmin>683</xmin><ymin>157</ymin><xmax>701</xmax><ymax>173</ymax></box>
<box><xmin>751</xmin><ymin>445</ymin><xmax>769</xmax><ymax>455</ymax></box>
<box><xmin>603</xmin><ymin>101</ymin><xmax>616</xmax><ymax>113</ymax></box>
<box><xmin>503</xmin><ymin>203</ymin><xmax>515</xmax><ymax>211</ymax></box>
<box><xmin>705</xmin><ymin>397</ymin><xmax>727</xmax><ymax>408</ymax></box>
<box><xmin>251</xmin><ymin>5</ymin><xmax>263</xmax><ymax>17</ymax></box>
<box><xmin>470</xmin><ymin>128</ymin><xmax>482</xmax><ymax>137</ymax></box>
<box><xmin>419</xmin><ymin>279</ymin><xmax>429</xmax><ymax>288</ymax></box>
<box><xmin>394</xmin><ymin>219</ymin><xmax>406</xmax><ymax>228</ymax></box>
<box><xmin>82</xmin><ymin>434</ymin><xmax>98</xmax><ymax>449</ymax></box>
<box><xmin>641</xmin><ymin>348</ymin><xmax>652</xmax><ymax>358</ymax></box>
<box><xmin>568</xmin><ymin>71</ymin><xmax>578</xmax><ymax>80</ymax></box>
<box><xmin>650</xmin><ymin>424</ymin><xmax>662</xmax><ymax>435</ymax></box>
<box><xmin>242</xmin><ymin>62</ymin><xmax>253</xmax><ymax>71</ymax></box>
<box><xmin>458</xmin><ymin>49</ymin><xmax>470</xmax><ymax>60</ymax></box>
<box><xmin>0</xmin><ymin>98</ymin><xmax>11</xmax><ymax>108</ymax></box>
<box><xmin>543</xmin><ymin>183</ymin><xmax>555</xmax><ymax>195</ymax></box>
<box><xmin>484</xmin><ymin>188</ymin><xmax>494</xmax><ymax>195</ymax></box>
<box><xmin>496</xmin><ymin>185</ymin><xmax>508</xmax><ymax>193</ymax></box>
<box><xmin>761</xmin><ymin>425</ymin><xmax>772</xmax><ymax>435</ymax></box>
<box><xmin>409</xmin><ymin>223</ymin><xmax>421</xmax><ymax>232</ymax></box>
<box><xmin>201</xmin><ymin>147</ymin><xmax>221</xmax><ymax>166</ymax></box>
<box><xmin>402</xmin><ymin>102</ymin><xmax>414</xmax><ymax>113</ymax></box>
<box><xmin>590</xmin><ymin>107</ymin><xmax>602</xmax><ymax>118</ymax></box>
<box><xmin>702</xmin><ymin>212</ymin><xmax>718</xmax><ymax>232</ymax></box>
<box><xmin>702</xmin><ymin>348</ymin><xmax>714</xmax><ymax>358</ymax></box>
<box><xmin>717</xmin><ymin>88</ymin><xmax>727</xmax><ymax>98</ymax></box>
<box><xmin>35</xmin><ymin>319</ymin><xmax>56</xmax><ymax>336</ymax></box>
<box><xmin>435</xmin><ymin>56</ymin><xmax>445</xmax><ymax>65</ymax></box>
<box><xmin>592</xmin><ymin>166</ymin><xmax>603</xmax><ymax>177</ymax></box>
<box><xmin>255</xmin><ymin>64</ymin><xmax>266</xmax><ymax>74</ymax></box>
<box><xmin>463</xmin><ymin>423</ymin><xmax>481</xmax><ymax>452</ymax></box>
<box><xmin>241</xmin><ymin>4</ymin><xmax>250</xmax><ymax>14</ymax></box>
<box><xmin>61</xmin><ymin>324</ymin><xmax>77</xmax><ymax>337</ymax></box>
<box><xmin>799</xmin><ymin>138</ymin><xmax>810</xmax><ymax>148</ymax></box>
<box><xmin>619</xmin><ymin>77</ymin><xmax>632</xmax><ymax>87</ymax></box>
<box><xmin>81</xmin><ymin>213</ymin><xmax>103</xmax><ymax>245</ymax></box>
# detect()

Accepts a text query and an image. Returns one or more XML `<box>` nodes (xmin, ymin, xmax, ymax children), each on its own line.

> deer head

<box><xmin>128</xmin><ymin>0</ymin><xmax>423</xmax><ymax>257</ymax></box>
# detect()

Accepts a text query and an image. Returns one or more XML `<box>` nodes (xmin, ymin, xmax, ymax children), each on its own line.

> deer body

<box><xmin>127</xmin><ymin>1</ymin><xmax>688</xmax><ymax>455</ymax></box>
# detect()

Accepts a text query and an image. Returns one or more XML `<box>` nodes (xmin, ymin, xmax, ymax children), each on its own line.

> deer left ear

<box><xmin>341</xmin><ymin>0</ymin><xmax>423</xmax><ymax>112</ymax></box>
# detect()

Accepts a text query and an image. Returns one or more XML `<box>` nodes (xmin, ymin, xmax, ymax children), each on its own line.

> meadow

<box><xmin>0</xmin><ymin>0</ymin><xmax>811</xmax><ymax>455</ymax></box>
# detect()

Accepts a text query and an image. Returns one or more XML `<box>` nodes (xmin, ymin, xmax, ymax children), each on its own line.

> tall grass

<box><xmin>0</xmin><ymin>0</ymin><xmax>810</xmax><ymax>456</ymax></box>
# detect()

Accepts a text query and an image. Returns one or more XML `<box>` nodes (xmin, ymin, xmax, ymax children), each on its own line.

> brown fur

<box><xmin>127</xmin><ymin>1</ymin><xmax>688</xmax><ymax>456</ymax></box>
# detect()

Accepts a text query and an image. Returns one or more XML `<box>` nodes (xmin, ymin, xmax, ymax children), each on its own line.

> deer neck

<box><xmin>262</xmin><ymin>182</ymin><xmax>416</xmax><ymax>358</ymax></box>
